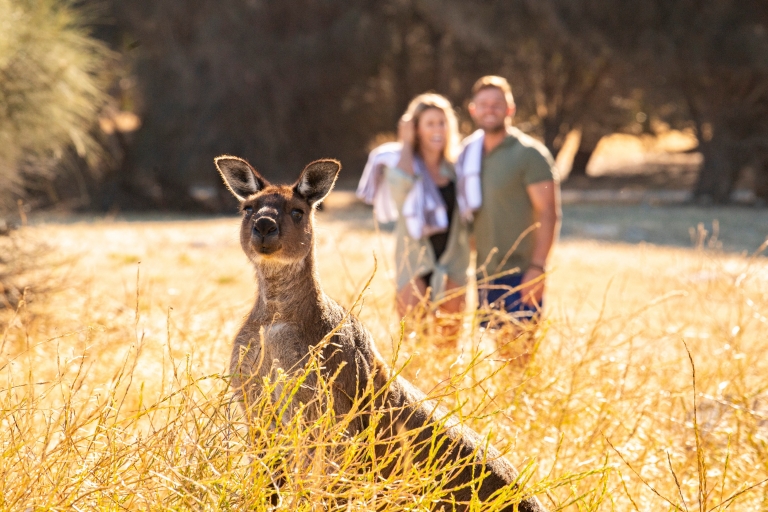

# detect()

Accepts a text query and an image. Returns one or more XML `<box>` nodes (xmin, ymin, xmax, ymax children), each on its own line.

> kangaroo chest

<box><xmin>257</xmin><ymin>320</ymin><xmax>306</xmax><ymax>373</ymax></box>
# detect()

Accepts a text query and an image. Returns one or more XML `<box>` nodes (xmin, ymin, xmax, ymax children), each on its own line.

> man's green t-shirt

<box><xmin>473</xmin><ymin>127</ymin><xmax>558</xmax><ymax>277</ymax></box>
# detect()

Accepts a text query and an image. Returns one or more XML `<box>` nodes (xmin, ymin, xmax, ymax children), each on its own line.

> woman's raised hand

<box><xmin>395</xmin><ymin>114</ymin><xmax>416</xmax><ymax>176</ymax></box>
<box><xmin>398</xmin><ymin>115</ymin><xmax>416</xmax><ymax>149</ymax></box>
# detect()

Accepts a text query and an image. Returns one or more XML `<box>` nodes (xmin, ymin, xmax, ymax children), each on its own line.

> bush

<box><xmin>0</xmin><ymin>0</ymin><xmax>112</xmax><ymax>213</ymax></box>
<box><xmin>0</xmin><ymin>226</ymin><xmax>67</xmax><ymax>309</ymax></box>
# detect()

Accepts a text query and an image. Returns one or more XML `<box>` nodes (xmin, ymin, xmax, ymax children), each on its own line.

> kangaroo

<box><xmin>215</xmin><ymin>155</ymin><xmax>546</xmax><ymax>512</ymax></box>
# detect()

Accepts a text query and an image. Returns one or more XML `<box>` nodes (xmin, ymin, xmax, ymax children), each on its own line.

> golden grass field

<box><xmin>2</xmin><ymin>195</ymin><xmax>768</xmax><ymax>510</ymax></box>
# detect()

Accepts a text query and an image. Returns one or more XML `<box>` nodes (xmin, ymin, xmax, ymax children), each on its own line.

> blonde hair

<box><xmin>471</xmin><ymin>75</ymin><xmax>515</xmax><ymax>107</ymax></box>
<box><xmin>403</xmin><ymin>93</ymin><xmax>459</xmax><ymax>162</ymax></box>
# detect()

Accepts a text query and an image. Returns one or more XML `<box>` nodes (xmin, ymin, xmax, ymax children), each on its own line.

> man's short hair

<box><xmin>471</xmin><ymin>76</ymin><xmax>514</xmax><ymax>106</ymax></box>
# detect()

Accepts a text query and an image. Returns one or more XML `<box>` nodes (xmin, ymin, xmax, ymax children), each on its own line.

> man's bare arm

<box><xmin>528</xmin><ymin>180</ymin><xmax>561</xmax><ymax>268</ymax></box>
<box><xmin>520</xmin><ymin>179</ymin><xmax>561</xmax><ymax>304</ymax></box>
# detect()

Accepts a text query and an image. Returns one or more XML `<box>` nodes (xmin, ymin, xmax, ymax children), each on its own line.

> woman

<box><xmin>360</xmin><ymin>93</ymin><xmax>469</xmax><ymax>319</ymax></box>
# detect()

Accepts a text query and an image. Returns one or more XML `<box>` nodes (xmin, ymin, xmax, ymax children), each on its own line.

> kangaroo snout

<box><xmin>253</xmin><ymin>216</ymin><xmax>278</xmax><ymax>239</ymax></box>
<box><xmin>251</xmin><ymin>215</ymin><xmax>281</xmax><ymax>254</ymax></box>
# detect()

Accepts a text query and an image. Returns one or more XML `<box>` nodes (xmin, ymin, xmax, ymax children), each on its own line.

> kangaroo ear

<box><xmin>215</xmin><ymin>155</ymin><xmax>267</xmax><ymax>201</ymax></box>
<box><xmin>295</xmin><ymin>159</ymin><xmax>341</xmax><ymax>206</ymax></box>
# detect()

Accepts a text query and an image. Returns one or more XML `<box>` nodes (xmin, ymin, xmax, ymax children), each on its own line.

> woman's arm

<box><xmin>396</xmin><ymin>115</ymin><xmax>416</xmax><ymax>176</ymax></box>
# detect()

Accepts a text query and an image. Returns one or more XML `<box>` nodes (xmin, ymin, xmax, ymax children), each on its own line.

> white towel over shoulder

<box><xmin>356</xmin><ymin>143</ymin><xmax>448</xmax><ymax>240</ymax></box>
<box><xmin>402</xmin><ymin>158</ymin><xmax>448</xmax><ymax>240</ymax></box>
<box><xmin>455</xmin><ymin>129</ymin><xmax>484</xmax><ymax>222</ymax></box>
<box><xmin>356</xmin><ymin>142</ymin><xmax>402</xmax><ymax>224</ymax></box>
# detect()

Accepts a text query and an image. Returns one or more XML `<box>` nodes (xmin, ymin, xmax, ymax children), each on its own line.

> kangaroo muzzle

<box><xmin>252</xmin><ymin>215</ymin><xmax>280</xmax><ymax>253</ymax></box>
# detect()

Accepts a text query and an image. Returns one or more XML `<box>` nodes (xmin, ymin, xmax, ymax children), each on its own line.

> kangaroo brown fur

<box><xmin>215</xmin><ymin>155</ymin><xmax>546</xmax><ymax>511</ymax></box>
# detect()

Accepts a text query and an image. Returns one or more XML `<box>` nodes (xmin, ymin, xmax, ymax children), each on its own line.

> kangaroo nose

<box><xmin>253</xmin><ymin>217</ymin><xmax>278</xmax><ymax>239</ymax></box>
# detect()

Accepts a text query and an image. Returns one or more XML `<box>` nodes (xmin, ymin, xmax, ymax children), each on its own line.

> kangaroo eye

<box><xmin>243</xmin><ymin>205</ymin><xmax>253</xmax><ymax>215</ymax></box>
<box><xmin>291</xmin><ymin>209</ymin><xmax>304</xmax><ymax>222</ymax></box>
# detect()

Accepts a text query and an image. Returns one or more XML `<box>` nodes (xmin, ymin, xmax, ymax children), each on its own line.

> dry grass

<box><xmin>0</xmin><ymin>227</ymin><xmax>70</xmax><ymax>309</ymax></box>
<box><xmin>2</xmin><ymin>201</ymin><xmax>768</xmax><ymax>510</ymax></box>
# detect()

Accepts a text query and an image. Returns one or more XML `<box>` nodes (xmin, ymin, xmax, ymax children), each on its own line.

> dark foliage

<box><xmin>8</xmin><ymin>0</ymin><xmax>768</xmax><ymax>210</ymax></box>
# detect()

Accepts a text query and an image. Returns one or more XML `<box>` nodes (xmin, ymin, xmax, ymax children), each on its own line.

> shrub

<box><xmin>0</xmin><ymin>0</ymin><xmax>112</xmax><ymax>213</ymax></box>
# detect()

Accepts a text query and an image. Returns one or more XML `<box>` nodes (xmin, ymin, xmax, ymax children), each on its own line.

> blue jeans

<box><xmin>477</xmin><ymin>273</ymin><xmax>541</xmax><ymax>326</ymax></box>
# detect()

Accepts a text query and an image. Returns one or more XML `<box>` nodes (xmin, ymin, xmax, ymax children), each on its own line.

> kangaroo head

<box><xmin>215</xmin><ymin>155</ymin><xmax>341</xmax><ymax>266</ymax></box>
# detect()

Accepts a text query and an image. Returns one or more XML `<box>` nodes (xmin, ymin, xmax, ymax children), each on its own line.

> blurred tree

<box><xmin>412</xmin><ymin>0</ymin><xmax>638</xmax><ymax>177</ymax></box>
<box><xmin>639</xmin><ymin>0</ymin><xmax>768</xmax><ymax>202</ymax></box>
<box><xmin>100</xmin><ymin>0</ymin><xmax>768</xmax><ymax>208</ymax></box>
<box><xmin>114</xmin><ymin>0</ymin><xmax>395</xmax><ymax>210</ymax></box>
<box><xmin>420</xmin><ymin>0</ymin><xmax>768</xmax><ymax>191</ymax></box>
<box><xmin>114</xmin><ymin>0</ymin><xmax>641</xmax><ymax>207</ymax></box>
<box><xmin>0</xmin><ymin>0</ymin><xmax>111</xmax><ymax>214</ymax></box>
<box><xmin>503</xmin><ymin>1</ymin><xmax>623</xmax><ymax>165</ymax></box>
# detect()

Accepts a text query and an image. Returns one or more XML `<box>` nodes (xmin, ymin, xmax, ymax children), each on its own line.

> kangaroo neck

<box><xmin>253</xmin><ymin>253</ymin><xmax>322</xmax><ymax>321</ymax></box>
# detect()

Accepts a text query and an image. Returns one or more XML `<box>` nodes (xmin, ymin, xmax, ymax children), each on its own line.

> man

<box><xmin>460</xmin><ymin>75</ymin><xmax>561</xmax><ymax>328</ymax></box>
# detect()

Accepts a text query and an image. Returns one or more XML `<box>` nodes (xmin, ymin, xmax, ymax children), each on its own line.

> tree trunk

<box><xmin>569</xmin><ymin>148</ymin><xmax>593</xmax><ymax>178</ymax></box>
<box><xmin>693</xmin><ymin>137</ymin><xmax>737</xmax><ymax>204</ymax></box>
<box><xmin>755</xmin><ymin>151</ymin><xmax>768</xmax><ymax>203</ymax></box>
<box><xmin>542</xmin><ymin>117</ymin><xmax>561</xmax><ymax>156</ymax></box>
